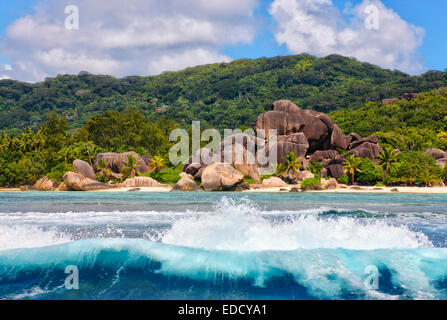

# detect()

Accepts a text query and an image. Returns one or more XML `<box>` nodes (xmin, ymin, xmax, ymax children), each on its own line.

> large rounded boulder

<box><xmin>171</xmin><ymin>173</ymin><xmax>201</xmax><ymax>192</ymax></box>
<box><xmin>425</xmin><ymin>148</ymin><xmax>447</xmax><ymax>160</ymax></box>
<box><xmin>218</xmin><ymin>136</ymin><xmax>261</xmax><ymax>182</ymax></box>
<box><xmin>73</xmin><ymin>159</ymin><xmax>97</xmax><ymax>180</ymax></box>
<box><xmin>201</xmin><ymin>163</ymin><xmax>244</xmax><ymax>192</ymax></box>
<box><xmin>63</xmin><ymin>172</ymin><xmax>114</xmax><ymax>191</ymax></box>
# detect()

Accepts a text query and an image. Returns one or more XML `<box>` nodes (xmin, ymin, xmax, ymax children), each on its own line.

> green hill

<box><xmin>1</xmin><ymin>54</ymin><xmax>447</xmax><ymax>134</ymax></box>
<box><xmin>330</xmin><ymin>88</ymin><xmax>447</xmax><ymax>151</ymax></box>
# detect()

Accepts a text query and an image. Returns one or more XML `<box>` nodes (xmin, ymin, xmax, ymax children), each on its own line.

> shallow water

<box><xmin>0</xmin><ymin>192</ymin><xmax>446</xmax><ymax>300</ymax></box>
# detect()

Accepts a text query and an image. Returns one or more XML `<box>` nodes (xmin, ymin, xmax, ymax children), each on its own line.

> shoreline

<box><xmin>2</xmin><ymin>186</ymin><xmax>447</xmax><ymax>194</ymax></box>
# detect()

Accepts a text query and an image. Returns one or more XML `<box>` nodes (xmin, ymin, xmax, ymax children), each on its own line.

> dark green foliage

<box><xmin>331</xmin><ymin>88</ymin><xmax>447</xmax><ymax>151</ymax></box>
<box><xmin>1</xmin><ymin>54</ymin><xmax>447</xmax><ymax>133</ymax></box>
<box><xmin>337</xmin><ymin>175</ymin><xmax>349</xmax><ymax>185</ymax></box>
<box><xmin>308</xmin><ymin>161</ymin><xmax>323</xmax><ymax>176</ymax></box>
<box><xmin>47</xmin><ymin>162</ymin><xmax>74</xmax><ymax>182</ymax></box>
<box><xmin>82</xmin><ymin>108</ymin><xmax>169</xmax><ymax>155</ymax></box>
<box><xmin>385</xmin><ymin>151</ymin><xmax>443</xmax><ymax>184</ymax></box>
<box><xmin>0</xmin><ymin>110</ymin><xmax>176</xmax><ymax>186</ymax></box>
<box><xmin>356</xmin><ymin>158</ymin><xmax>382</xmax><ymax>184</ymax></box>
<box><xmin>301</xmin><ymin>176</ymin><xmax>322</xmax><ymax>189</ymax></box>
<box><xmin>149</xmin><ymin>167</ymin><xmax>182</xmax><ymax>184</ymax></box>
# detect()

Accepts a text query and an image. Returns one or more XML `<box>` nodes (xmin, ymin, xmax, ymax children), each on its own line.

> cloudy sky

<box><xmin>0</xmin><ymin>0</ymin><xmax>446</xmax><ymax>82</ymax></box>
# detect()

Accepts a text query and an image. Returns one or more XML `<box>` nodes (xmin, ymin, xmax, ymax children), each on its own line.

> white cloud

<box><xmin>269</xmin><ymin>0</ymin><xmax>425</xmax><ymax>74</ymax></box>
<box><xmin>0</xmin><ymin>0</ymin><xmax>258</xmax><ymax>82</ymax></box>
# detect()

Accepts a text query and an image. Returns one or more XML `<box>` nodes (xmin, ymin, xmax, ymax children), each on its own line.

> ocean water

<box><xmin>0</xmin><ymin>191</ymin><xmax>447</xmax><ymax>300</ymax></box>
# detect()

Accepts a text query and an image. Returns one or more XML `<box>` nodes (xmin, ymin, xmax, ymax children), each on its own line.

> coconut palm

<box><xmin>121</xmin><ymin>155</ymin><xmax>140</xmax><ymax>178</ymax></box>
<box><xmin>267</xmin><ymin>162</ymin><xmax>284</xmax><ymax>177</ymax></box>
<box><xmin>84</xmin><ymin>142</ymin><xmax>101</xmax><ymax>166</ymax></box>
<box><xmin>283</xmin><ymin>152</ymin><xmax>302</xmax><ymax>174</ymax></box>
<box><xmin>151</xmin><ymin>155</ymin><xmax>166</xmax><ymax>173</ymax></box>
<box><xmin>33</xmin><ymin>130</ymin><xmax>46</xmax><ymax>152</ymax></box>
<box><xmin>377</xmin><ymin>147</ymin><xmax>399</xmax><ymax>173</ymax></box>
<box><xmin>343</xmin><ymin>154</ymin><xmax>363</xmax><ymax>185</ymax></box>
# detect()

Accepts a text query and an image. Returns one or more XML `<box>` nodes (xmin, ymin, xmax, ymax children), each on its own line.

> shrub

<box><xmin>149</xmin><ymin>167</ymin><xmax>182</xmax><ymax>184</ymax></box>
<box><xmin>47</xmin><ymin>162</ymin><xmax>74</xmax><ymax>182</ymax></box>
<box><xmin>301</xmin><ymin>176</ymin><xmax>322</xmax><ymax>189</ymax></box>
<box><xmin>308</xmin><ymin>161</ymin><xmax>323</xmax><ymax>176</ymax></box>
<box><xmin>337</xmin><ymin>175</ymin><xmax>349</xmax><ymax>185</ymax></box>
<box><xmin>357</xmin><ymin>158</ymin><xmax>382</xmax><ymax>184</ymax></box>
<box><xmin>386</xmin><ymin>151</ymin><xmax>443</xmax><ymax>184</ymax></box>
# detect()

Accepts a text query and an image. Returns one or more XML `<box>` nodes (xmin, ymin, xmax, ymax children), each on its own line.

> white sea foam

<box><xmin>0</xmin><ymin>197</ymin><xmax>435</xmax><ymax>251</ymax></box>
<box><xmin>161</xmin><ymin>197</ymin><xmax>433</xmax><ymax>251</ymax></box>
<box><xmin>0</xmin><ymin>225</ymin><xmax>72</xmax><ymax>251</ymax></box>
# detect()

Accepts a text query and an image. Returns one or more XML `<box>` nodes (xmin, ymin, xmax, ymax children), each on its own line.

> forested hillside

<box><xmin>1</xmin><ymin>54</ymin><xmax>447</xmax><ymax>134</ymax></box>
<box><xmin>331</xmin><ymin>88</ymin><xmax>447</xmax><ymax>152</ymax></box>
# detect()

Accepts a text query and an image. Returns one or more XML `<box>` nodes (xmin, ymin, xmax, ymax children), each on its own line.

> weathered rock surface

<box><xmin>281</xmin><ymin>169</ymin><xmax>314</xmax><ymax>185</ymax></box>
<box><xmin>32</xmin><ymin>177</ymin><xmax>57</xmax><ymax>191</ymax></box>
<box><xmin>275</xmin><ymin>133</ymin><xmax>309</xmax><ymax>162</ymax></box>
<box><xmin>201</xmin><ymin>163</ymin><xmax>244</xmax><ymax>191</ymax></box>
<box><xmin>218</xmin><ymin>139</ymin><xmax>261</xmax><ymax>182</ymax></box>
<box><xmin>261</xmin><ymin>177</ymin><xmax>289</xmax><ymax>188</ymax></box>
<box><xmin>171</xmin><ymin>173</ymin><xmax>200</xmax><ymax>192</ymax></box>
<box><xmin>123</xmin><ymin>177</ymin><xmax>163</xmax><ymax>188</ymax></box>
<box><xmin>73</xmin><ymin>159</ymin><xmax>97</xmax><ymax>180</ymax></box>
<box><xmin>425</xmin><ymin>148</ymin><xmax>447</xmax><ymax>160</ymax></box>
<box><xmin>95</xmin><ymin>152</ymin><xmax>150</xmax><ymax>174</ymax></box>
<box><xmin>327</xmin><ymin>164</ymin><xmax>345</xmax><ymax>179</ymax></box>
<box><xmin>310</xmin><ymin>150</ymin><xmax>339</xmax><ymax>162</ymax></box>
<box><xmin>347</xmin><ymin>141</ymin><xmax>380</xmax><ymax>160</ymax></box>
<box><xmin>437</xmin><ymin>158</ymin><xmax>447</xmax><ymax>169</ymax></box>
<box><xmin>321</xmin><ymin>178</ymin><xmax>338</xmax><ymax>190</ymax></box>
<box><xmin>63</xmin><ymin>172</ymin><xmax>114</xmax><ymax>191</ymax></box>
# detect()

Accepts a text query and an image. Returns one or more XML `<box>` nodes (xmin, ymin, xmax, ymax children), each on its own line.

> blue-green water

<box><xmin>0</xmin><ymin>191</ymin><xmax>447</xmax><ymax>300</ymax></box>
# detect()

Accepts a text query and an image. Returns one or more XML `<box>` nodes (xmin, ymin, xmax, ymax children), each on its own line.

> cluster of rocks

<box><xmin>29</xmin><ymin>152</ymin><xmax>161</xmax><ymax>192</ymax></box>
<box><xmin>255</xmin><ymin>100</ymin><xmax>381</xmax><ymax>181</ymax></box>
<box><xmin>181</xmin><ymin>99</ymin><xmax>382</xmax><ymax>190</ymax></box>
<box><xmin>28</xmin><ymin>99</ymin><xmax>447</xmax><ymax>193</ymax></box>
<box><xmin>425</xmin><ymin>148</ymin><xmax>447</xmax><ymax>169</ymax></box>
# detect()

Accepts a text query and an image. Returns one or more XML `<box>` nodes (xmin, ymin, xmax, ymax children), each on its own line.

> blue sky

<box><xmin>0</xmin><ymin>0</ymin><xmax>445</xmax><ymax>82</ymax></box>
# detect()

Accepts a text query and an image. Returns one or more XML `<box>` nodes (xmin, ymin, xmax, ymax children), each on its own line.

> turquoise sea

<box><xmin>0</xmin><ymin>191</ymin><xmax>447</xmax><ymax>300</ymax></box>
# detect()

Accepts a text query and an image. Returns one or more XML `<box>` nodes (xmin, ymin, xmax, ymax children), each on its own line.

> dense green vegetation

<box><xmin>331</xmin><ymin>88</ymin><xmax>447</xmax><ymax>151</ymax></box>
<box><xmin>1</xmin><ymin>54</ymin><xmax>447</xmax><ymax>134</ymax></box>
<box><xmin>1</xmin><ymin>53</ymin><xmax>447</xmax><ymax>188</ymax></box>
<box><xmin>0</xmin><ymin>109</ymin><xmax>177</xmax><ymax>187</ymax></box>
<box><xmin>329</xmin><ymin>88</ymin><xmax>447</xmax><ymax>186</ymax></box>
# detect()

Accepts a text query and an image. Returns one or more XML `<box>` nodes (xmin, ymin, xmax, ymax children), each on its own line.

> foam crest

<box><xmin>0</xmin><ymin>225</ymin><xmax>72</xmax><ymax>250</ymax></box>
<box><xmin>161</xmin><ymin>197</ymin><xmax>433</xmax><ymax>251</ymax></box>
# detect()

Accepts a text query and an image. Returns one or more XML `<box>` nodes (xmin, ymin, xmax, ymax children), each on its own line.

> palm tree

<box><xmin>151</xmin><ymin>155</ymin><xmax>166</xmax><ymax>173</ymax></box>
<box><xmin>343</xmin><ymin>154</ymin><xmax>363</xmax><ymax>185</ymax></box>
<box><xmin>377</xmin><ymin>147</ymin><xmax>399</xmax><ymax>173</ymax></box>
<box><xmin>0</xmin><ymin>132</ymin><xmax>8</xmax><ymax>152</ymax></box>
<box><xmin>33</xmin><ymin>130</ymin><xmax>46</xmax><ymax>152</ymax></box>
<box><xmin>283</xmin><ymin>152</ymin><xmax>302</xmax><ymax>174</ymax></box>
<box><xmin>121</xmin><ymin>155</ymin><xmax>140</xmax><ymax>178</ymax></box>
<box><xmin>84</xmin><ymin>142</ymin><xmax>101</xmax><ymax>166</ymax></box>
